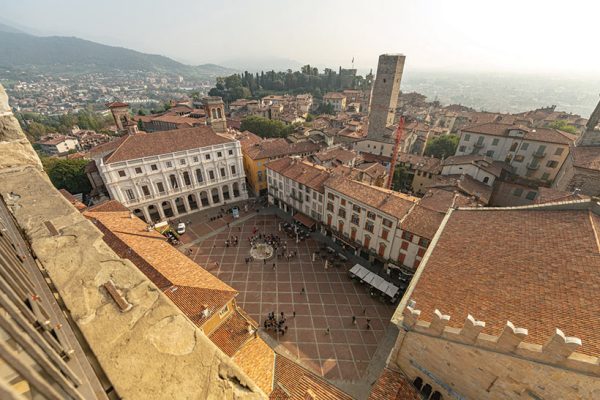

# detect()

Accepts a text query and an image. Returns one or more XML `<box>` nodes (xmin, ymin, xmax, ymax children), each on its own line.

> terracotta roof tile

<box><xmin>571</xmin><ymin>146</ymin><xmax>600</xmax><ymax>171</ymax></box>
<box><xmin>368</xmin><ymin>368</ymin><xmax>420</xmax><ymax>400</ymax></box>
<box><xmin>462</xmin><ymin>122</ymin><xmax>576</xmax><ymax>145</ymax></box>
<box><xmin>400</xmin><ymin>205</ymin><xmax>445</xmax><ymax>240</ymax></box>
<box><xmin>409</xmin><ymin>205</ymin><xmax>600</xmax><ymax>357</ymax></box>
<box><xmin>429</xmin><ymin>174</ymin><xmax>492</xmax><ymax>205</ymax></box>
<box><xmin>104</xmin><ymin>126</ymin><xmax>232</xmax><ymax>163</ymax></box>
<box><xmin>209</xmin><ymin>309</ymin><xmax>255</xmax><ymax>356</ymax></box>
<box><xmin>234</xmin><ymin>337</ymin><xmax>275</xmax><ymax>395</ymax></box>
<box><xmin>244</xmin><ymin>139</ymin><xmax>321</xmax><ymax>160</ymax></box>
<box><xmin>535</xmin><ymin>187</ymin><xmax>590</xmax><ymax>204</ymax></box>
<box><xmin>274</xmin><ymin>355</ymin><xmax>352</xmax><ymax>400</ymax></box>
<box><xmin>267</xmin><ymin>158</ymin><xmax>331</xmax><ymax>193</ymax></box>
<box><xmin>325</xmin><ymin>175</ymin><xmax>418</xmax><ymax>219</ymax></box>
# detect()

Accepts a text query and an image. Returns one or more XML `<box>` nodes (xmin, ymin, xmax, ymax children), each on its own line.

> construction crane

<box><xmin>386</xmin><ymin>116</ymin><xmax>405</xmax><ymax>190</ymax></box>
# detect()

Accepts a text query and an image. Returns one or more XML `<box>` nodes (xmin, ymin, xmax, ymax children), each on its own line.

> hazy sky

<box><xmin>2</xmin><ymin>0</ymin><xmax>599</xmax><ymax>75</ymax></box>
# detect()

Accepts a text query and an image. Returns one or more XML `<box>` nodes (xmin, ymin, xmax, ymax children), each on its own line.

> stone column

<box><xmin>171</xmin><ymin>199</ymin><xmax>179</xmax><ymax>217</ymax></box>
<box><xmin>142</xmin><ymin>206</ymin><xmax>152</xmax><ymax>223</ymax></box>
<box><xmin>157</xmin><ymin>204</ymin><xmax>166</xmax><ymax>220</ymax></box>
<box><xmin>182</xmin><ymin>195</ymin><xmax>191</xmax><ymax>213</ymax></box>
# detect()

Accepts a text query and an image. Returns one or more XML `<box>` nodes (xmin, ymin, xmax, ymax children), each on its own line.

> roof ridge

<box><xmin>104</xmin><ymin>134</ymin><xmax>132</xmax><ymax>164</ymax></box>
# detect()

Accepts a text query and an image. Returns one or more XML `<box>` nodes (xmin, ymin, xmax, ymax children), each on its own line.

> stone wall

<box><xmin>0</xmin><ymin>83</ymin><xmax>265</xmax><ymax>400</ymax></box>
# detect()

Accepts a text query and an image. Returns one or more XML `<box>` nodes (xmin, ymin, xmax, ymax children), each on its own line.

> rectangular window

<box><xmin>367</xmin><ymin>211</ymin><xmax>376</xmax><ymax>220</ymax></box>
<box><xmin>135</xmin><ymin>167</ymin><xmax>142</xmax><ymax>174</ymax></box>
<box><xmin>205</xmin><ymin>154</ymin><xmax>211</xmax><ymax>160</ymax></box>
<box><xmin>546</xmin><ymin>160</ymin><xmax>558</xmax><ymax>168</ymax></box>
<box><xmin>230</xmin><ymin>165</ymin><xmax>236</xmax><ymax>175</ymax></box>
<box><xmin>180</xmin><ymin>159</ymin><xmax>186</xmax><ymax>165</ymax></box>
<box><xmin>220</xmin><ymin>167</ymin><xmax>226</xmax><ymax>178</ymax></box>
<box><xmin>166</xmin><ymin>161</ymin><xmax>173</xmax><ymax>168</ymax></box>
<box><xmin>364</xmin><ymin>221</ymin><xmax>374</xmax><ymax>233</ymax></box>
<box><xmin>156</xmin><ymin>182</ymin><xmax>165</xmax><ymax>193</ymax></box>
<box><xmin>492</xmin><ymin>138</ymin><xmax>499</xmax><ymax>146</ymax></box>
<box><xmin>381</xmin><ymin>229</ymin><xmax>389</xmax><ymax>240</ymax></box>
<box><xmin>209</xmin><ymin>170</ymin><xmax>215</xmax><ymax>180</ymax></box>
<box><xmin>125</xmin><ymin>189</ymin><xmax>135</xmax><ymax>201</ymax></box>
<box><xmin>328</xmin><ymin>193</ymin><xmax>334</xmax><ymax>200</ymax></box>
<box><xmin>141</xmin><ymin>185</ymin><xmax>150</xmax><ymax>196</ymax></box>
<box><xmin>513</xmin><ymin>155</ymin><xmax>524</xmax><ymax>162</ymax></box>
<box><xmin>513</xmin><ymin>188</ymin><xmax>523</xmax><ymax>197</ymax></box>
<box><xmin>459</xmin><ymin>145</ymin><xmax>466</xmax><ymax>152</ymax></box>
<box><xmin>326</xmin><ymin>203</ymin><xmax>334</xmax><ymax>212</ymax></box>
<box><xmin>400</xmin><ymin>241</ymin><xmax>409</xmax><ymax>250</ymax></box>
<box><xmin>555</xmin><ymin>148</ymin><xmax>564</xmax><ymax>156</ymax></box>
<box><xmin>485</xmin><ymin>150</ymin><xmax>494</xmax><ymax>157</ymax></box>
<box><xmin>228</xmin><ymin>149</ymin><xmax>233</xmax><ymax>155</ymax></box>
<box><xmin>402</xmin><ymin>231</ymin><xmax>413</xmax><ymax>241</ymax></box>
<box><xmin>351</xmin><ymin>214</ymin><xmax>360</xmax><ymax>225</ymax></box>
<box><xmin>338</xmin><ymin>209</ymin><xmax>346</xmax><ymax>218</ymax></box>
<box><xmin>418</xmin><ymin>238</ymin><xmax>430</xmax><ymax>248</ymax></box>
<box><xmin>118</xmin><ymin>170</ymin><xmax>126</xmax><ymax>177</ymax></box>
<box><xmin>525</xmin><ymin>191</ymin><xmax>537</xmax><ymax>200</ymax></box>
<box><xmin>341</xmin><ymin>198</ymin><xmax>346</xmax><ymax>206</ymax></box>
<box><xmin>352</xmin><ymin>204</ymin><xmax>361</xmax><ymax>213</ymax></box>
<box><xmin>193</xmin><ymin>156</ymin><xmax>199</xmax><ymax>163</ymax></box>
<box><xmin>464</xmin><ymin>133</ymin><xmax>471</xmax><ymax>141</ymax></box>
<box><xmin>541</xmin><ymin>172</ymin><xmax>550</xmax><ymax>181</ymax></box>
<box><xmin>151</xmin><ymin>164</ymin><xmax>158</xmax><ymax>171</ymax></box>
<box><xmin>257</xmin><ymin>171</ymin><xmax>263</xmax><ymax>182</ymax></box>
<box><xmin>521</xmin><ymin>143</ymin><xmax>529</xmax><ymax>151</ymax></box>
<box><xmin>382</xmin><ymin>218</ymin><xmax>393</xmax><ymax>228</ymax></box>
<box><xmin>217</xmin><ymin>151</ymin><xmax>222</xmax><ymax>158</ymax></box>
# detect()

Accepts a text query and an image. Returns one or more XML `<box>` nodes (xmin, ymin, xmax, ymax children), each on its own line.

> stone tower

<box><xmin>107</xmin><ymin>101</ymin><xmax>137</xmax><ymax>135</ymax></box>
<box><xmin>203</xmin><ymin>96</ymin><xmax>227</xmax><ymax>133</ymax></box>
<box><xmin>367</xmin><ymin>54</ymin><xmax>406</xmax><ymax>141</ymax></box>
<box><xmin>576</xmin><ymin>98</ymin><xmax>600</xmax><ymax>146</ymax></box>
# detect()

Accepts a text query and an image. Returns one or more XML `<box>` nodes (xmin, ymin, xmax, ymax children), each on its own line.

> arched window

<box><xmin>483</xmin><ymin>176</ymin><xmax>490</xmax><ymax>184</ymax></box>
<box><xmin>421</xmin><ymin>384</ymin><xmax>432</xmax><ymax>399</ymax></box>
<box><xmin>430</xmin><ymin>391</ymin><xmax>443</xmax><ymax>400</ymax></box>
<box><xmin>183</xmin><ymin>171</ymin><xmax>191</xmax><ymax>186</ymax></box>
<box><xmin>217</xmin><ymin>107</ymin><xmax>223</xmax><ymax>119</ymax></box>
<box><xmin>412</xmin><ymin>377</ymin><xmax>423</xmax><ymax>390</ymax></box>
<box><xmin>195</xmin><ymin>168</ymin><xmax>203</xmax><ymax>183</ymax></box>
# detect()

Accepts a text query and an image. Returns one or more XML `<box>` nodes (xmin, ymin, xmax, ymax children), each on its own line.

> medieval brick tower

<box><xmin>367</xmin><ymin>54</ymin><xmax>406</xmax><ymax>141</ymax></box>
<box><xmin>576</xmin><ymin>98</ymin><xmax>600</xmax><ymax>146</ymax></box>
<box><xmin>203</xmin><ymin>96</ymin><xmax>227</xmax><ymax>133</ymax></box>
<box><xmin>106</xmin><ymin>101</ymin><xmax>137</xmax><ymax>135</ymax></box>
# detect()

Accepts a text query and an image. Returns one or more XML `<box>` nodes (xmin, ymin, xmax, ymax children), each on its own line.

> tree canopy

<box><xmin>208</xmin><ymin>65</ymin><xmax>372</xmax><ymax>103</ymax></box>
<box><xmin>548</xmin><ymin>120</ymin><xmax>579</xmax><ymax>134</ymax></box>
<box><xmin>424</xmin><ymin>134</ymin><xmax>460</xmax><ymax>159</ymax></box>
<box><xmin>240</xmin><ymin>116</ymin><xmax>293</xmax><ymax>138</ymax></box>
<box><xmin>42</xmin><ymin>157</ymin><xmax>92</xmax><ymax>195</ymax></box>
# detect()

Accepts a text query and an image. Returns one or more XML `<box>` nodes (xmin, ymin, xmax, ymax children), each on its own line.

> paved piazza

<box><xmin>185</xmin><ymin>213</ymin><xmax>395</xmax><ymax>381</ymax></box>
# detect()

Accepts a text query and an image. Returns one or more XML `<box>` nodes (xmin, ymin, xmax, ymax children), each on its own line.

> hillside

<box><xmin>0</xmin><ymin>30</ymin><xmax>236</xmax><ymax>78</ymax></box>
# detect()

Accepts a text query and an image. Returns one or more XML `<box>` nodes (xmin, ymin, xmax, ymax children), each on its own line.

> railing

<box><xmin>473</xmin><ymin>142</ymin><xmax>484</xmax><ymax>148</ymax></box>
<box><xmin>532</xmin><ymin>151</ymin><xmax>546</xmax><ymax>158</ymax></box>
<box><xmin>526</xmin><ymin>162</ymin><xmax>539</xmax><ymax>170</ymax></box>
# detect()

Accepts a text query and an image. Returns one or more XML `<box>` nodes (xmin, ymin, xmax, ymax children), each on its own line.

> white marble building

<box><xmin>93</xmin><ymin>127</ymin><xmax>247</xmax><ymax>222</ymax></box>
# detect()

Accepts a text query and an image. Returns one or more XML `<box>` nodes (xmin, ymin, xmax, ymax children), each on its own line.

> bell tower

<box><xmin>203</xmin><ymin>96</ymin><xmax>227</xmax><ymax>133</ymax></box>
<box><xmin>106</xmin><ymin>101</ymin><xmax>136</xmax><ymax>135</ymax></box>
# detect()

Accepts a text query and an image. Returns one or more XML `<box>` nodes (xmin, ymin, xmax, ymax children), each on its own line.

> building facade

<box><xmin>367</xmin><ymin>54</ymin><xmax>405</xmax><ymax>140</ymax></box>
<box><xmin>93</xmin><ymin>127</ymin><xmax>247</xmax><ymax>222</ymax></box>
<box><xmin>455</xmin><ymin>123</ymin><xmax>575</xmax><ymax>184</ymax></box>
<box><xmin>323</xmin><ymin>92</ymin><xmax>347</xmax><ymax>112</ymax></box>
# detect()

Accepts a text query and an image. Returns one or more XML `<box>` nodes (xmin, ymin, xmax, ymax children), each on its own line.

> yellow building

<box><xmin>238</xmin><ymin>131</ymin><xmax>321</xmax><ymax>196</ymax></box>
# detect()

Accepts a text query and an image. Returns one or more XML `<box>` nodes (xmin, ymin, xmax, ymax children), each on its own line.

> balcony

<box><xmin>526</xmin><ymin>162</ymin><xmax>539</xmax><ymax>170</ymax></box>
<box><xmin>532</xmin><ymin>151</ymin><xmax>546</xmax><ymax>159</ymax></box>
<box><xmin>473</xmin><ymin>142</ymin><xmax>484</xmax><ymax>148</ymax></box>
<box><xmin>290</xmin><ymin>193</ymin><xmax>304</xmax><ymax>203</ymax></box>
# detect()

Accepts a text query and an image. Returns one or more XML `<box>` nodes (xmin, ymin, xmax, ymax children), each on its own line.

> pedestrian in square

<box><xmin>325</xmin><ymin>328</ymin><xmax>330</xmax><ymax>335</ymax></box>
<box><xmin>272</xmin><ymin>263</ymin><xmax>276</xmax><ymax>270</ymax></box>
<box><xmin>293</xmin><ymin>310</ymin><xmax>296</xmax><ymax>318</ymax></box>
<box><xmin>352</xmin><ymin>315</ymin><xmax>357</xmax><ymax>325</ymax></box>
<box><xmin>300</xmin><ymin>287</ymin><xmax>305</xmax><ymax>295</ymax></box>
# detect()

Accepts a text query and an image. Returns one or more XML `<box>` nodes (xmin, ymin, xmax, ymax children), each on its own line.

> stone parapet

<box><xmin>401</xmin><ymin>302</ymin><xmax>600</xmax><ymax>376</ymax></box>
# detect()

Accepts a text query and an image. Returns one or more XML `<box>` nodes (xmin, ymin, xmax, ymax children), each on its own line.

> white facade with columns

<box><xmin>97</xmin><ymin>140</ymin><xmax>247</xmax><ymax>222</ymax></box>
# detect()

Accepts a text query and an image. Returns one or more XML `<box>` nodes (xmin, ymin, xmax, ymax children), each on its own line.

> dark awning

<box><xmin>293</xmin><ymin>212</ymin><xmax>316</xmax><ymax>228</ymax></box>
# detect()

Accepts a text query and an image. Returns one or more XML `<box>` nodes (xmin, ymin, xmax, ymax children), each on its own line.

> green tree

<box><xmin>549</xmin><ymin>120</ymin><xmax>579</xmax><ymax>134</ymax></box>
<box><xmin>424</xmin><ymin>135</ymin><xmax>460</xmax><ymax>159</ymax></box>
<box><xmin>391</xmin><ymin>165</ymin><xmax>410</xmax><ymax>191</ymax></box>
<box><xmin>317</xmin><ymin>102</ymin><xmax>335</xmax><ymax>115</ymax></box>
<box><xmin>43</xmin><ymin>158</ymin><xmax>92</xmax><ymax>195</ymax></box>
<box><xmin>27</xmin><ymin>122</ymin><xmax>47</xmax><ymax>140</ymax></box>
<box><xmin>240</xmin><ymin>116</ymin><xmax>293</xmax><ymax>138</ymax></box>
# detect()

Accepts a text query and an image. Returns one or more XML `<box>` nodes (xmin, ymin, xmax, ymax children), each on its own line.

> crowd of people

<box><xmin>264</xmin><ymin>311</ymin><xmax>289</xmax><ymax>335</ymax></box>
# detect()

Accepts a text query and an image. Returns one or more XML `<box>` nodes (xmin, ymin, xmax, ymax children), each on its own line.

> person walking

<box><xmin>293</xmin><ymin>310</ymin><xmax>296</xmax><ymax>318</ymax></box>
<box><xmin>300</xmin><ymin>287</ymin><xmax>305</xmax><ymax>295</ymax></box>
<box><xmin>325</xmin><ymin>328</ymin><xmax>330</xmax><ymax>335</ymax></box>
<box><xmin>366</xmin><ymin>319</ymin><xmax>371</xmax><ymax>330</ymax></box>
<box><xmin>352</xmin><ymin>315</ymin><xmax>356</xmax><ymax>325</ymax></box>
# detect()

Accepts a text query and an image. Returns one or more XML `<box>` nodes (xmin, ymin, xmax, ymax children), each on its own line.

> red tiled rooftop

<box><xmin>409</xmin><ymin>204</ymin><xmax>600</xmax><ymax>357</ymax></box>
